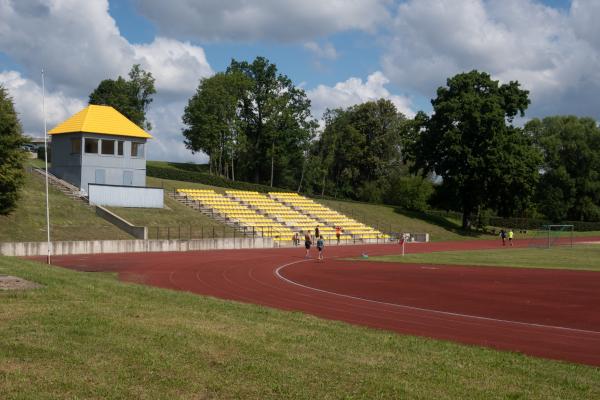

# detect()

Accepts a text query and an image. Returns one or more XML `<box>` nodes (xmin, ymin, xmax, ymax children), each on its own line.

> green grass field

<box><xmin>0</xmin><ymin>171</ymin><xmax>131</xmax><ymax>242</ymax></box>
<box><xmin>5</xmin><ymin>161</ymin><xmax>598</xmax><ymax>244</ymax></box>
<box><xmin>1</xmin><ymin>256</ymin><xmax>599</xmax><ymax>399</ymax></box>
<box><xmin>366</xmin><ymin>244</ymin><xmax>600</xmax><ymax>271</ymax></box>
<box><xmin>319</xmin><ymin>198</ymin><xmax>495</xmax><ymax>242</ymax></box>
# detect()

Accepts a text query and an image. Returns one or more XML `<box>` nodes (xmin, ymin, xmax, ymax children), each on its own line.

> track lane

<box><xmin>40</xmin><ymin>238</ymin><xmax>600</xmax><ymax>366</ymax></box>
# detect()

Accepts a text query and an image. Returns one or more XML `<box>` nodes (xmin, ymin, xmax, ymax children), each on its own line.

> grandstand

<box><xmin>174</xmin><ymin>189</ymin><xmax>390</xmax><ymax>244</ymax></box>
<box><xmin>269</xmin><ymin>192</ymin><xmax>389</xmax><ymax>240</ymax></box>
<box><xmin>176</xmin><ymin>189</ymin><xmax>293</xmax><ymax>242</ymax></box>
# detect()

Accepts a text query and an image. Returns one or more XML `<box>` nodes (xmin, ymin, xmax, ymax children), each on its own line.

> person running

<box><xmin>335</xmin><ymin>226</ymin><xmax>342</xmax><ymax>244</ymax></box>
<box><xmin>508</xmin><ymin>229</ymin><xmax>514</xmax><ymax>246</ymax></box>
<box><xmin>317</xmin><ymin>235</ymin><xmax>325</xmax><ymax>260</ymax></box>
<box><xmin>500</xmin><ymin>229</ymin><xmax>507</xmax><ymax>246</ymax></box>
<box><xmin>292</xmin><ymin>231</ymin><xmax>299</xmax><ymax>246</ymax></box>
<box><xmin>315</xmin><ymin>225</ymin><xmax>320</xmax><ymax>239</ymax></box>
<box><xmin>304</xmin><ymin>231</ymin><xmax>312</xmax><ymax>258</ymax></box>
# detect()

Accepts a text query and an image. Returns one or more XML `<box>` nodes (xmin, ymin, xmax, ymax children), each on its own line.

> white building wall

<box><xmin>88</xmin><ymin>184</ymin><xmax>163</xmax><ymax>208</ymax></box>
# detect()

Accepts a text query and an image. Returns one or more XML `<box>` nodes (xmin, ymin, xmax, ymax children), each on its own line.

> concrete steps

<box><xmin>31</xmin><ymin>168</ymin><xmax>89</xmax><ymax>205</ymax></box>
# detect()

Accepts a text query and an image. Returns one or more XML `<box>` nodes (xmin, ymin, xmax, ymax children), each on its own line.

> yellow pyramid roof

<box><xmin>48</xmin><ymin>105</ymin><xmax>152</xmax><ymax>139</ymax></box>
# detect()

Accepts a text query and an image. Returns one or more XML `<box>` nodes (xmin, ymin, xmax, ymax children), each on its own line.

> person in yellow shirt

<box><xmin>508</xmin><ymin>229</ymin><xmax>514</xmax><ymax>246</ymax></box>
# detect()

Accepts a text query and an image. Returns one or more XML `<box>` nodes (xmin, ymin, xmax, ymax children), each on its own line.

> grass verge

<box><xmin>0</xmin><ymin>171</ymin><xmax>131</xmax><ymax>242</ymax></box>
<box><xmin>365</xmin><ymin>244</ymin><xmax>600</xmax><ymax>271</ymax></box>
<box><xmin>1</xmin><ymin>256</ymin><xmax>599</xmax><ymax>399</ymax></box>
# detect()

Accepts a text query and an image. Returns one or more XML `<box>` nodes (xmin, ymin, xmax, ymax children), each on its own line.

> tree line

<box><xmin>1</xmin><ymin>60</ymin><xmax>599</xmax><ymax>230</ymax></box>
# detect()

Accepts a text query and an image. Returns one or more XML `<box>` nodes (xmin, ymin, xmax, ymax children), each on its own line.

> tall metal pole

<box><xmin>42</xmin><ymin>69</ymin><xmax>51</xmax><ymax>264</ymax></box>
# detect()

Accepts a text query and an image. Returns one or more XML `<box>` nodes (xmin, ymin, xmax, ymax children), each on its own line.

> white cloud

<box><xmin>0</xmin><ymin>0</ymin><xmax>131</xmax><ymax>96</ymax></box>
<box><xmin>382</xmin><ymin>0</ymin><xmax>600</xmax><ymax>119</ymax></box>
<box><xmin>133</xmin><ymin>38</ymin><xmax>213</xmax><ymax>95</ymax></box>
<box><xmin>307</xmin><ymin>71</ymin><xmax>414</xmax><ymax>122</ymax></box>
<box><xmin>0</xmin><ymin>0</ymin><xmax>213</xmax><ymax>161</ymax></box>
<box><xmin>0</xmin><ymin>70</ymin><xmax>85</xmax><ymax>137</ymax></box>
<box><xmin>134</xmin><ymin>0</ymin><xmax>391</xmax><ymax>42</ymax></box>
<box><xmin>145</xmin><ymin>100</ymin><xmax>208</xmax><ymax>162</ymax></box>
<box><xmin>304</xmin><ymin>42</ymin><xmax>339</xmax><ymax>60</ymax></box>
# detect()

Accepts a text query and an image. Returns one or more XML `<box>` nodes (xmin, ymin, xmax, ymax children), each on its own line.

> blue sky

<box><xmin>1</xmin><ymin>0</ymin><xmax>598</xmax><ymax>162</ymax></box>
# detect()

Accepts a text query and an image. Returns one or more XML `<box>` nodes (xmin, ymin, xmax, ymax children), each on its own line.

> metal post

<box><xmin>41</xmin><ymin>69</ymin><xmax>51</xmax><ymax>265</ymax></box>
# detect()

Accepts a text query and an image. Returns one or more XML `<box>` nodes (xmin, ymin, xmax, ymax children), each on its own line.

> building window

<box><xmin>131</xmin><ymin>142</ymin><xmax>144</xmax><ymax>158</ymax></box>
<box><xmin>84</xmin><ymin>138</ymin><xmax>99</xmax><ymax>154</ymax></box>
<box><xmin>70</xmin><ymin>138</ymin><xmax>81</xmax><ymax>154</ymax></box>
<box><xmin>101</xmin><ymin>139</ymin><xmax>115</xmax><ymax>155</ymax></box>
<box><xmin>117</xmin><ymin>140</ymin><xmax>124</xmax><ymax>156</ymax></box>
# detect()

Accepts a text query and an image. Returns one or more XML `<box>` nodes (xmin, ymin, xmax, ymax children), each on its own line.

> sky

<box><xmin>1</xmin><ymin>0</ymin><xmax>597</xmax><ymax>163</ymax></box>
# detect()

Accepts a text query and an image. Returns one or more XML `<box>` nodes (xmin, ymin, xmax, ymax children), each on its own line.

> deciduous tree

<box><xmin>408</xmin><ymin>70</ymin><xmax>541</xmax><ymax>228</ymax></box>
<box><xmin>526</xmin><ymin>116</ymin><xmax>600</xmax><ymax>221</ymax></box>
<box><xmin>89</xmin><ymin>64</ymin><xmax>156</xmax><ymax>131</ymax></box>
<box><xmin>0</xmin><ymin>85</ymin><xmax>26</xmax><ymax>215</ymax></box>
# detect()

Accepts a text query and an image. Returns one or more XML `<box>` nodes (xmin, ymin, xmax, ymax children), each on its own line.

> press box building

<box><xmin>49</xmin><ymin>105</ymin><xmax>163</xmax><ymax>208</ymax></box>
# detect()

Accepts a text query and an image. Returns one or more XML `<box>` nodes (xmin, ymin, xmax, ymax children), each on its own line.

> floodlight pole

<box><xmin>42</xmin><ymin>69</ymin><xmax>52</xmax><ymax>265</ymax></box>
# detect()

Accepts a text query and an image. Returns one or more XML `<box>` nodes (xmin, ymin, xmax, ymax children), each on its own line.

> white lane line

<box><xmin>274</xmin><ymin>259</ymin><xmax>600</xmax><ymax>336</ymax></box>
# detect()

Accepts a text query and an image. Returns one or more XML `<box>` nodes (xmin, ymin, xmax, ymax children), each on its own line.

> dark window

<box><xmin>101</xmin><ymin>139</ymin><xmax>115</xmax><ymax>155</ymax></box>
<box><xmin>131</xmin><ymin>142</ymin><xmax>144</xmax><ymax>158</ymax></box>
<box><xmin>117</xmin><ymin>141</ymin><xmax>124</xmax><ymax>156</ymax></box>
<box><xmin>84</xmin><ymin>138</ymin><xmax>98</xmax><ymax>154</ymax></box>
<box><xmin>70</xmin><ymin>138</ymin><xmax>81</xmax><ymax>154</ymax></box>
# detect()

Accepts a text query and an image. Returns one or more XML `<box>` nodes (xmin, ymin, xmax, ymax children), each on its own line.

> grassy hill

<box><xmin>147</xmin><ymin>162</ymin><xmax>493</xmax><ymax>242</ymax></box>
<box><xmin>1</xmin><ymin>256</ymin><xmax>598</xmax><ymax>399</ymax></box>
<box><xmin>0</xmin><ymin>169</ymin><xmax>131</xmax><ymax>242</ymax></box>
<box><xmin>109</xmin><ymin>177</ymin><xmax>236</xmax><ymax>240</ymax></box>
<box><xmin>0</xmin><ymin>160</ymin><xmax>538</xmax><ymax>243</ymax></box>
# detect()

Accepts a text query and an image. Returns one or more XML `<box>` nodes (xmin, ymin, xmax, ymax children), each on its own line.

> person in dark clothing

<box><xmin>500</xmin><ymin>229</ymin><xmax>507</xmax><ymax>246</ymax></box>
<box><xmin>317</xmin><ymin>235</ymin><xmax>325</xmax><ymax>260</ymax></box>
<box><xmin>304</xmin><ymin>231</ymin><xmax>312</xmax><ymax>258</ymax></box>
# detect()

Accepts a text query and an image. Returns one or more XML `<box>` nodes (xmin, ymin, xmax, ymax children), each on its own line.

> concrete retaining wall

<box><xmin>0</xmin><ymin>237</ymin><xmax>274</xmax><ymax>257</ymax></box>
<box><xmin>95</xmin><ymin>206</ymin><xmax>147</xmax><ymax>239</ymax></box>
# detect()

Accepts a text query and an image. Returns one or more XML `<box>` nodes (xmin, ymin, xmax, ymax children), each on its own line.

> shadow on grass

<box><xmin>393</xmin><ymin>208</ymin><xmax>489</xmax><ymax>238</ymax></box>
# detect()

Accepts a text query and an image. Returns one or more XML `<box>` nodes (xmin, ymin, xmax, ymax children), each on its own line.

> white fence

<box><xmin>88</xmin><ymin>184</ymin><xmax>164</xmax><ymax>208</ymax></box>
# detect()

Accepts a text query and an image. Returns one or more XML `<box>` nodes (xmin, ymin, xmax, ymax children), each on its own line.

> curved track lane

<box><xmin>44</xmin><ymin>239</ymin><xmax>600</xmax><ymax>366</ymax></box>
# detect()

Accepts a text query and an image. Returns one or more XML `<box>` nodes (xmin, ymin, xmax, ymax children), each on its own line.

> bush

<box><xmin>37</xmin><ymin>146</ymin><xmax>51</xmax><ymax>162</ymax></box>
<box><xmin>146</xmin><ymin>165</ymin><xmax>284</xmax><ymax>193</ymax></box>
<box><xmin>384</xmin><ymin>176</ymin><xmax>433</xmax><ymax>212</ymax></box>
<box><xmin>357</xmin><ymin>180</ymin><xmax>385</xmax><ymax>203</ymax></box>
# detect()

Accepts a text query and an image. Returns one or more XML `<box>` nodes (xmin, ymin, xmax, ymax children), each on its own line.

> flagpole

<box><xmin>42</xmin><ymin>69</ymin><xmax>51</xmax><ymax>265</ymax></box>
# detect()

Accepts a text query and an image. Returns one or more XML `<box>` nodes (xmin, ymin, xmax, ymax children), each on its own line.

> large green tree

<box><xmin>313</xmin><ymin>99</ymin><xmax>407</xmax><ymax>201</ymax></box>
<box><xmin>525</xmin><ymin>116</ymin><xmax>600</xmax><ymax>221</ymax></box>
<box><xmin>89</xmin><ymin>64</ymin><xmax>156</xmax><ymax>131</ymax></box>
<box><xmin>227</xmin><ymin>57</ymin><xmax>317</xmax><ymax>186</ymax></box>
<box><xmin>182</xmin><ymin>72</ymin><xmax>251</xmax><ymax>178</ymax></box>
<box><xmin>0</xmin><ymin>85</ymin><xmax>26</xmax><ymax>215</ymax></box>
<box><xmin>408</xmin><ymin>70</ymin><xmax>541</xmax><ymax>228</ymax></box>
<box><xmin>183</xmin><ymin>57</ymin><xmax>316</xmax><ymax>188</ymax></box>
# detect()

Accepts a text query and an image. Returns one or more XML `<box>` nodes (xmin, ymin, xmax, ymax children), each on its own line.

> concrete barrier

<box><xmin>95</xmin><ymin>206</ymin><xmax>147</xmax><ymax>239</ymax></box>
<box><xmin>0</xmin><ymin>237</ymin><xmax>274</xmax><ymax>257</ymax></box>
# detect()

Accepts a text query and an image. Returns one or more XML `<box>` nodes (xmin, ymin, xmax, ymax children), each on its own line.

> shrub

<box><xmin>384</xmin><ymin>176</ymin><xmax>433</xmax><ymax>212</ymax></box>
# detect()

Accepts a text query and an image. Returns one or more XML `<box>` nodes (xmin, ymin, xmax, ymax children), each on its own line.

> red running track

<box><xmin>41</xmin><ymin>238</ymin><xmax>600</xmax><ymax>366</ymax></box>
